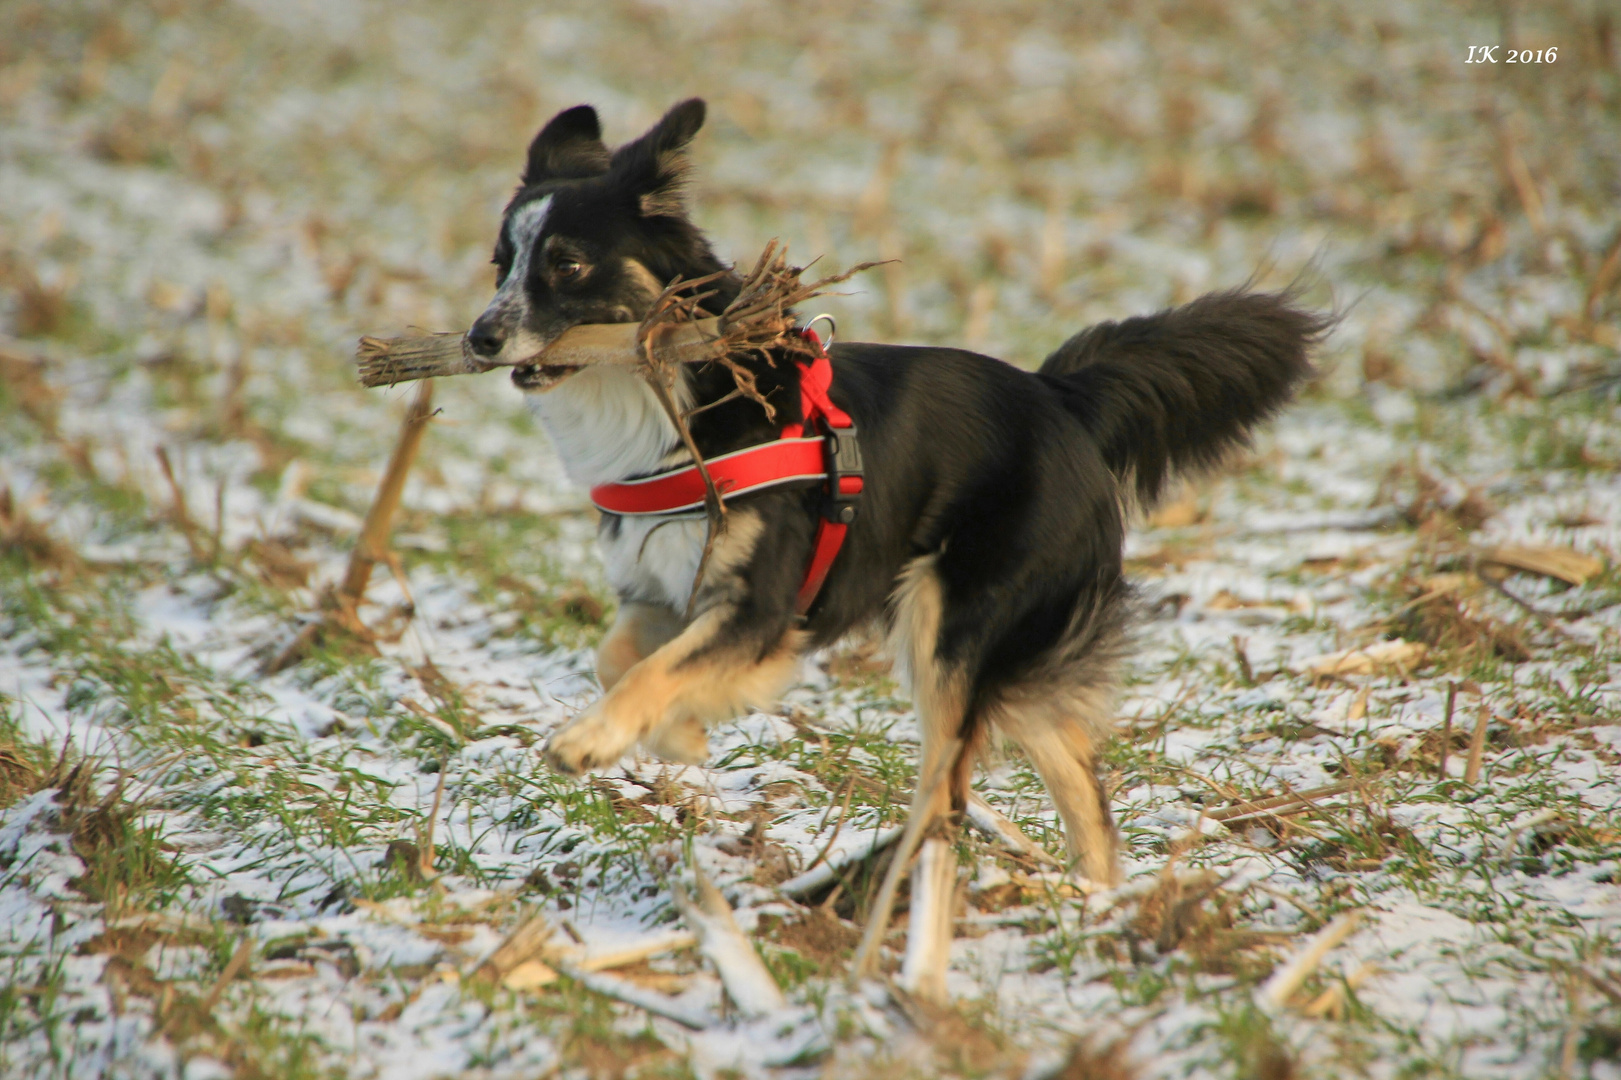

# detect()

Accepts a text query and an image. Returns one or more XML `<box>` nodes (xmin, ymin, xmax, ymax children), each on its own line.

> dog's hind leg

<box><xmin>850</xmin><ymin>556</ymin><xmax>977</xmax><ymax>1001</ymax></box>
<box><xmin>988</xmin><ymin>576</ymin><xmax>1129</xmax><ymax>887</ymax></box>
<box><xmin>995</xmin><ymin>701</ymin><xmax>1122</xmax><ymax>886</ymax></box>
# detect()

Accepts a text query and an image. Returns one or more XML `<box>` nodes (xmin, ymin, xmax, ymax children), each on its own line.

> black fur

<box><xmin>480</xmin><ymin>101</ymin><xmax>1328</xmax><ymax>849</ymax></box>
<box><xmin>1037</xmin><ymin>288</ymin><xmax>1331</xmax><ymax>507</ymax></box>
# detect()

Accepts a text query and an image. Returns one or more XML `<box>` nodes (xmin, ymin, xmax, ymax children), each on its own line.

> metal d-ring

<box><xmin>803</xmin><ymin>313</ymin><xmax>837</xmax><ymax>347</ymax></box>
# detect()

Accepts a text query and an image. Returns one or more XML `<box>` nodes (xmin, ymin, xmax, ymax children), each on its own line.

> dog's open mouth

<box><xmin>511</xmin><ymin>363</ymin><xmax>583</xmax><ymax>391</ymax></box>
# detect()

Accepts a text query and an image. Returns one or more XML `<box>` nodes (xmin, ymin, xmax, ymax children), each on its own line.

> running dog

<box><xmin>467</xmin><ymin>98</ymin><xmax>1327</xmax><ymax>980</ymax></box>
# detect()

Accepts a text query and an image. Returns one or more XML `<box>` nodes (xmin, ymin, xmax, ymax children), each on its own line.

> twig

<box><xmin>1497</xmin><ymin>120</ymin><xmax>1545</xmax><ymax>235</ymax></box>
<box><xmin>639</xmin><ymin>317</ymin><xmax>727</xmax><ymax>622</ymax></box>
<box><xmin>1206</xmin><ymin>781</ymin><xmax>1355</xmax><ymax>822</ymax></box>
<box><xmin>420</xmin><ymin>764</ymin><xmax>447</xmax><ymax>880</ymax></box>
<box><xmin>1464</xmin><ymin>702</ymin><xmax>1491</xmax><ymax>784</ymax></box>
<box><xmin>1252</xmin><ymin>882</ymin><xmax>1330</xmax><ymax>929</ymax></box>
<box><xmin>469</xmin><ymin>912</ymin><xmax>555</xmax><ymax>983</ymax></box>
<box><xmin>354</xmin><ymin>246</ymin><xmax>878</xmax><ymax>627</ymax></box>
<box><xmin>898</xmin><ymin>837</ymin><xmax>957</xmax><ymax>1003</ymax></box>
<box><xmin>192</xmin><ymin>937</ymin><xmax>254</xmax><ymax>1021</ymax></box>
<box><xmin>797</xmin><ymin>776</ymin><xmax>857</xmax><ymax>879</ymax></box>
<box><xmin>964</xmin><ymin>795</ymin><xmax>1063</xmax><ymax>868</ymax></box>
<box><xmin>340</xmin><ymin>380</ymin><xmax>434</xmax><ymax>603</ymax></box>
<box><xmin>573</xmin><ymin>931</ymin><xmax>697</xmax><ymax>973</ymax></box>
<box><xmin>1256</xmin><ymin>912</ymin><xmax>1362</xmax><ymax>1013</ymax></box>
<box><xmin>671</xmin><ymin>864</ymin><xmax>786</xmax><ymax>1018</ymax></box>
<box><xmin>1474</xmin><ymin>566</ymin><xmax>1572</xmax><ymax>640</ymax></box>
<box><xmin>849</xmin><ymin>740</ymin><xmax>962</xmax><ymax>983</ymax></box>
<box><xmin>1587</xmin><ymin>227</ymin><xmax>1621</xmax><ymax>323</ymax></box>
<box><xmin>778</xmin><ymin>824</ymin><xmax>904</xmax><ymax>900</ymax></box>
<box><xmin>1439</xmin><ymin>682</ymin><xmax>1457</xmax><ymax>780</ymax></box>
<box><xmin>553</xmin><ymin>960</ymin><xmax>715</xmax><ymax>1029</ymax></box>
<box><xmin>628</xmin><ymin>245</ymin><xmax>880</xmax><ymax>620</ymax></box>
<box><xmin>155</xmin><ymin>446</ymin><xmax>207</xmax><ymax>562</ymax></box>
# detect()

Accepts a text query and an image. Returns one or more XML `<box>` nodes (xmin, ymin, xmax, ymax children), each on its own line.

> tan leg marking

<box><xmin>640</xmin><ymin>713</ymin><xmax>709</xmax><ymax>764</ymax></box>
<box><xmin>992</xmin><ymin>687</ymin><xmax>1122</xmax><ymax>886</ymax></box>
<box><xmin>596</xmin><ymin>602</ymin><xmax>682</xmax><ymax>691</ymax></box>
<box><xmin>851</xmin><ymin>556</ymin><xmax>974</xmax><ymax>996</ymax></box>
<box><xmin>546</xmin><ymin>610</ymin><xmax>806</xmax><ymax>775</ymax></box>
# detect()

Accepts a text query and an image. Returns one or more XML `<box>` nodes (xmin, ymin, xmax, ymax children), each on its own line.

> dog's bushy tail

<box><xmin>1038</xmin><ymin>287</ymin><xmax>1331</xmax><ymax>508</ymax></box>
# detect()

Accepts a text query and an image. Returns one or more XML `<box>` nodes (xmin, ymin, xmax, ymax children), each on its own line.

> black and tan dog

<box><xmin>468</xmin><ymin>98</ymin><xmax>1327</xmax><ymax>987</ymax></box>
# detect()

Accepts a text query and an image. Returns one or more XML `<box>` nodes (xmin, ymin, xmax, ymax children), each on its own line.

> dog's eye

<box><xmin>554</xmin><ymin>259</ymin><xmax>583</xmax><ymax>279</ymax></box>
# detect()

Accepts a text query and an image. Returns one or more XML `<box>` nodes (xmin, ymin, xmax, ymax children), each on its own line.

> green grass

<box><xmin>1</xmin><ymin>0</ymin><xmax>1618</xmax><ymax>1075</ymax></box>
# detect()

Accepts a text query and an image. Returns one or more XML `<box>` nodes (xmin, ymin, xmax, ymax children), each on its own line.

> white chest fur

<box><xmin>524</xmin><ymin>366</ymin><xmax>714</xmax><ymax>607</ymax></box>
<box><xmin>524</xmin><ymin>366</ymin><xmax>686</xmax><ymax>489</ymax></box>
<box><xmin>598</xmin><ymin>514</ymin><xmax>711</xmax><ymax>609</ymax></box>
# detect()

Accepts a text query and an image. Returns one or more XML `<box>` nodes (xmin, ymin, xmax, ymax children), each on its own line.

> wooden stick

<box><xmin>1439</xmin><ymin>682</ymin><xmax>1457</xmax><ymax>780</ymax></box>
<box><xmin>778</xmin><ymin>825</ymin><xmax>904</xmax><ymax>899</ymax></box>
<box><xmin>898</xmin><ymin>838</ymin><xmax>958</xmax><ymax>1004</ymax></box>
<box><xmin>354</xmin><ymin>247</ymin><xmax>878</xmax><ymax>391</ymax></box>
<box><xmin>340</xmin><ymin>380</ymin><xmax>434</xmax><ymax>603</ymax></box>
<box><xmin>356</xmin><ymin>320</ymin><xmax>724</xmax><ymax>387</ymax></box>
<box><xmin>553</xmin><ymin>960</ymin><xmax>715</xmax><ymax>1029</ymax></box>
<box><xmin>964</xmin><ymin>795</ymin><xmax>1062</xmax><ymax>867</ymax></box>
<box><xmin>1256</xmin><ymin>912</ymin><xmax>1361</xmax><ymax>1013</ymax></box>
<box><xmin>1464</xmin><ymin>702</ymin><xmax>1491</xmax><ymax>784</ymax></box>
<box><xmin>672</xmin><ymin>866</ymin><xmax>786</xmax><ymax>1018</ymax></box>
<box><xmin>1207</xmin><ymin>781</ymin><xmax>1356</xmax><ymax>822</ymax></box>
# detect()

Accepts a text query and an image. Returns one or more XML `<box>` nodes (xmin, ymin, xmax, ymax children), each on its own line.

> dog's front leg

<box><xmin>545</xmin><ymin>606</ymin><xmax>804</xmax><ymax>776</ymax></box>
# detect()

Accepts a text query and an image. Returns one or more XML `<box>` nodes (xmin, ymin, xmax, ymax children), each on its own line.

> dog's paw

<box><xmin>543</xmin><ymin>712</ymin><xmax>636</xmax><ymax>776</ymax></box>
<box><xmin>641</xmin><ymin>714</ymin><xmax>709</xmax><ymax>765</ymax></box>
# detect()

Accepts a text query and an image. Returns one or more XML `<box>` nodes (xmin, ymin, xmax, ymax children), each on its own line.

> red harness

<box><xmin>589</xmin><ymin>329</ymin><xmax>863</xmax><ymax>615</ymax></box>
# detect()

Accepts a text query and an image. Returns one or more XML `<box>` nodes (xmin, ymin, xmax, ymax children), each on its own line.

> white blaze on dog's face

<box><xmin>475</xmin><ymin>195</ymin><xmax>555</xmax><ymax>368</ymax></box>
<box><xmin>467</xmin><ymin>98</ymin><xmax>718</xmax><ymax>398</ymax></box>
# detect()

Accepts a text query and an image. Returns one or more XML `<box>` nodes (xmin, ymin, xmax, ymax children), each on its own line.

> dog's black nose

<box><xmin>468</xmin><ymin>319</ymin><xmax>505</xmax><ymax>358</ymax></box>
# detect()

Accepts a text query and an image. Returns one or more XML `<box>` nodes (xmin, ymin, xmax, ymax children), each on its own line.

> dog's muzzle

<box><xmin>510</xmin><ymin>362</ymin><xmax>582</xmax><ymax>390</ymax></box>
<box><xmin>468</xmin><ymin>312</ymin><xmax>582</xmax><ymax>391</ymax></box>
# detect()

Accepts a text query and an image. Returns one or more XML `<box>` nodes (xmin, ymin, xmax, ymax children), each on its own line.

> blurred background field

<box><xmin>2</xmin><ymin>2</ymin><xmax>1620</xmax><ymax>1078</ymax></box>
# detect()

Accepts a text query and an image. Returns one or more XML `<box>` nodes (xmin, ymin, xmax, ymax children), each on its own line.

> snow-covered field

<box><xmin>2</xmin><ymin>1</ymin><xmax>1619</xmax><ymax>1077</ymax></box>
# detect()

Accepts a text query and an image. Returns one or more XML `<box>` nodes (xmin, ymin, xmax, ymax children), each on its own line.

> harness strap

<box><xmin>589</xmin><ymin>438</ymin><xmax>828</xmax><ymax>516</ymax></box>
<box><xmin>587</xmin><ymin>326</ymin><xmax>861</xmax><ymax>617</ymax></box>
<box><xmin>791</xmin><ymin>327</ymin><xmax>861</xmax><ymax>615</ymax></box>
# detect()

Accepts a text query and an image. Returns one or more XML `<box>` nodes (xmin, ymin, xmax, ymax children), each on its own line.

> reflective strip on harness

<box><xmin>589</xmin><ymin>438</ymin><xmax>828</xmax><ymax>516</ymax></box>
<box><xmin>587</xmin><ymin>327</ymin><xmax>861</xmax><ymax>617</ymax></box>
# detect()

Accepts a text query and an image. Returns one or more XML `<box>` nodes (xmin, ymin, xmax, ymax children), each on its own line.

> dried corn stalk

<box><xmin>355</xmin><ymin>321</ymin><xmax>725</xmax><ymax>388</ymax></box>
<box><xmin>354</xmin><ymin>243</ymin><xmax>876</xmax><ymax>619</ymax></box>
<box><xmin>353</xmin><ymin>241</ymin><xmax>876</xmax><ymax>391</ymax></box>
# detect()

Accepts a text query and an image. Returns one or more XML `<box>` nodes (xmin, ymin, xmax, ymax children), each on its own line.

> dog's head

<box><xmin>469</xmin><ymin>98</ymin><xmax>730</xmax><ymax>391</ymax></box>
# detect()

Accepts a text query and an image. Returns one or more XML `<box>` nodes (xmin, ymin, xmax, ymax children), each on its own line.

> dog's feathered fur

<box><xmin>470</xmin><ymin>99</ymin><xmax>1328</xmax><ymax>933</ymax></box>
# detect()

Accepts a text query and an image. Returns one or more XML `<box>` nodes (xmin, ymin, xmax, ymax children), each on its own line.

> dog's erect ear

<box><xmin>523</xmin><ymin>105</ymin><xmax>610</xmax><ymax>185</ymax></box>
<box><xmin>612</xmin><ymin>98</ymin><xmax>707</xmax><ymax>218</ymax></box>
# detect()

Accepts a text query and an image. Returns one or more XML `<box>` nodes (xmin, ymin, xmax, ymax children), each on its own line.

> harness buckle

<box><xmin>820</xmin><ymin>423</ymin><xmax>863</xmax><ymax>525</ymax></box>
